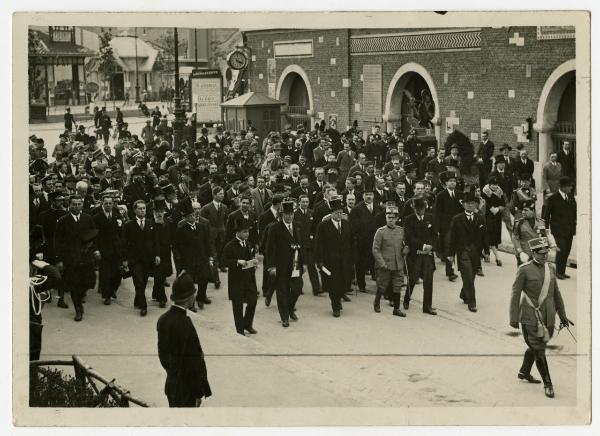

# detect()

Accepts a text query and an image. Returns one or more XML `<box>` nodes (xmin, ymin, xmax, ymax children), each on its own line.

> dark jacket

<box><xmin>404</xmin><ymin>212</ymin><xmax>437</xmax><ymax>255</ymax></box>
<box><xmin>314</xmin><ymin>218</ymin><xmax>353</xmax><ymax>288</ymax></box>
<box><xmin>54</xmin><ymin>212</ymin><xmax>98</xmax><ymax>267</ymax></box>
<box><xmin>294</xmin><ymin>207</ymin><xmax>316</xmax><ymax>251</ymax></box>
<box><xmin>448</xmin><ymin>212</ymin><xmax>489</xmax><ymax>257</ymax></box>
<box><xmin>557</xmin><ymin>150</ymin><xmax>576</xmax><ymax>179</ymax></box>
<box><xmin>349</xmin><ymin>201</ymin><xmax>382</xmax><ymax>250</ymax></box>
<box><xmin>38</xmin><ymin>207</ymin><xmax>66</xmax><ymax>262</ymax></box>
<box><xmin>433</xmin><ymin>189</ymin><xmax>464</xmax><ymax>233</ymax></box>
<box><xmin>221</xmin><ymin>238</ymin><xmax>258</xmax><ymax>301</ymax></box>
<box><xmin>544</xmin><ymin>191</ymin><xmax>577</xmax><ymax>237</ymax></box>
<box><xmin>93</xmin><ymin>210</ymin><xmax>123</xmax><ymax>260</ymax></box>
<box><xmin>157</xmin><ymin>306</ymin><xmax>212</xmax><ymax>404</ymax></box>
<box><xmin>225</xmin><ymin>209</ymin><xmax>258</xmax><ymax>247</ymax></box>
<box><xmin>265</xmin><ymin>221</ymin><xmax>305</xmax><ymax>278</ymax></box>
<box><xmin>122</xmin><ymin>217</ymin><xmax>159</xmax><ymax>267</ymax></box>
<box><xmin>175</xmin><ymin>220</ymin><xmax>212</xmax><ymax>282</ymax></box>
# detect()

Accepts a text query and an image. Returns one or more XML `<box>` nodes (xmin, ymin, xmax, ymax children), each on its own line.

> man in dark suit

<box><xmin>157</xmin><ymin>272</ymin><xmax>212</xmax><ymax>407</ymax></box>
<box><xmin>403</xmin><ymin>197</ymin><xmax>437</xmax><ymax>315</ymax></box>
<box><xmin>557</xmin><ymin>140</ymin><xmax>576</xmax><ymax>181</ymax></box>
<box><xmin>448</xmin><ymin>189</ymin><xmax>489</xmax><ymax>312</ymax></box>
<box><xmin>315</xmin><ymin>196</ymin><xmax>354</xmax><ymax>317</ymax></box>
<box><xmin>543</xmin><ymin>176</ymin><xmax>577</xmax><ymax>279</ymax></box>
<box><xmin>350</xmin><ymin>188</ymin><xmax>381</xmax><ymax>293</ymax></box>
<box><xmin>221</xmin><ymin>219</ymin><xmax>259</xmax><ymax>336</ymax></box>
<box><xmin>476</xmin><ymin>131</ymin><xmax>495</xmax><ymax>186</ymax></box>
<box><xmin>512</xmin><ymin>148</ymin><xmax>535</xmax><ymax>186</ymax></box>
<box><xmin>433</xmin><ymin>171</ymin><xmax>463</xmax><ymax>281</ymax></box>
<box><xmin>176</xmin><ymin>198</ymin><xmax>214</xmax><ymax>311</ymax></box>
<box><xmin>199</xmin><ymin>186</ymin><xmax>229</xmax><ymax>285</ymax></box>
<box><xmin>54</xmin><ymin>195</ymin><xmax>100</xmax><ymax>321</ymax></box>
<box><xmin>30</xmin><ymin>183</ymin><xmax>49</xmax><ymax>227</ymax></box>
<box><xmin>266</xmin><ymin>199</ymin><xmax>304</xmax><ymax>327</ymax></box>
<box><xmin>312</xmin><ymin>186</ymin><xmax>337</xmax><ymax>229</ymax></box>
<box><xmin>225</xmin><ymin>193</ymin><xmax>258</xmax><ymax>247</ymax></box>
<box><xmin>308</xmin><ymin>167</ymin><xmax>327</xmax><ymax>205</ymax></box>
<box><xmin>294</xmin><ymin>193</ymin><xmax>322</xmax><ymax>296</ymax></box>
<box><xmin>123</xmin><ymin>200</ymin><xmax>160</xmax><ymax>316</ymax></box>
<box><xmin>93</xmin><ymin>193</ymin><xmax>123</xmax><ymax>305</ymax></box>
<box><xmin>258</xmin><ymin>194</ymin><xmax>283</xmax><ymax>301</ymax></box>
<box><xmin>427</xmin><ymin>148</ymin><xmax>447</xmax><ymax>185</ymax></box>
<box><xmin>291</xmin><ymin>175</ymin><xmax>314</xmax><ymax>207</ymax></box>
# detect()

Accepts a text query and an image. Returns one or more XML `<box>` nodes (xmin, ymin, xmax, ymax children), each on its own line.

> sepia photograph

<box><xmin>11</xmin><ymin>9</ymin><xmax>592</xmax><ymax>428</ymax></box>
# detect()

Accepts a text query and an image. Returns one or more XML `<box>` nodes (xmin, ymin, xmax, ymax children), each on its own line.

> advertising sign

<box><xmin>189</xmin><ymin>69</ymin><xmax>223</xmax><ymax>123</ymax></box>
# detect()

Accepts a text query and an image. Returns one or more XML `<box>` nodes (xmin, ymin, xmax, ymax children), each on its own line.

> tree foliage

<box><xmin>97</xmin><ymin>30</ymin><xmax>116</xmax><ymax>97</ymax></box>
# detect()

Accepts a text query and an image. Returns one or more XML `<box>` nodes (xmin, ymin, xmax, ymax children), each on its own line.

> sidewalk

<box><xmin>31</xmin><ymin>101</ymin><xmax>173</xmax><ymax>124</ymax></box>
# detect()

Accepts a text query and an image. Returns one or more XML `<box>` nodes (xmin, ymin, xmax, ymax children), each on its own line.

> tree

<box><xmin>28</xmin><ymin>29</ymin><xmax>45</xmax><ymax>103</ymax></box>
<box><xmin>97</xmin><ymin>30</ymin><xmax>116</xmax><ymax>102</ymax></box>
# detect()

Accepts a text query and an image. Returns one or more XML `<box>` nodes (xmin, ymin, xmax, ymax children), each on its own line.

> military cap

<box><xmin>389</xmin><ymin>149</ymin><xmax>399</xmax><ymax>157</ymax></box>
<box><xmin>404</xmin><ymin>161</ymin><xmax>416</xmax><ymax>172</ymax></box>
<box><xmin>281</xmin><ymin>199</ymin><xmax>295</xmax><ymax>214</ymax></box>
<box><xmin>171</xmin><ymin>272</ymin><xmax>196</xmax><ymax>302</ymax></box>
<box><xmin>528</xmin><ymin>237</ymin><xmax>549</xmax><ymax>253</ymax></box>
<box><xmin>100</xmin><ymin>189</ymin><xmax>119</xmax><ymax>198</ymax></box>
<box><xmin>364</xmin><ymin>160</ymin><xmax>374</xmax><ymax>167</ymax></box>
<box><xmin>385</xmin><ymin>205</ymin><xmax>399</xmax><ymax>215</ymax></box>
<box><xmin>284</xmin><ymin>155</ymin><xmax>292</xmax><ymax>162</ymax></box>
<box><xmin>450</xmin><ymin>143</ymin><xmax>459</xmax><ymax>150</ymax></box>
<box><xmin>29</xmin><ymin>135</ymin><xmax>37</xmax><ymax>142</ymax></box>
<box><xmin>47</xmin><ymin>191</ymin><xmax>65</xmax><ymax>202</ymax></box>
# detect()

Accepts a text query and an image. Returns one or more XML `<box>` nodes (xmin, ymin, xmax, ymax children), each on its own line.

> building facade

<box><xmin>244</xmin><ymin>26</ymin><xmax>576</xmax><ymax>176</ymax></box>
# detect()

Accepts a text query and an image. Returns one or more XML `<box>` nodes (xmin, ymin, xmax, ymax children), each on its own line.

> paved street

<box><xmin>39</xmin><ymin>254</ymin><xmax>580</xmax><ymax>408</ymax></box>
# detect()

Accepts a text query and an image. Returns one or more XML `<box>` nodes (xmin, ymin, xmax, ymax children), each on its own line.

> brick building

<box><xmin>244</xmin><ymin>26</ymin><xmax>576</xmax><ymax>178</ymax></box>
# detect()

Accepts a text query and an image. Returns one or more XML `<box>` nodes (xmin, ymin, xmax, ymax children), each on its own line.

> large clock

<box><xmin>227</xmin><ymin>50</ymin><xmax>249</xmax><ymax>70</ymax></box>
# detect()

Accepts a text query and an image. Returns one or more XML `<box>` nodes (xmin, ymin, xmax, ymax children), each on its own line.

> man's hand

<box><xmin>510</xmin><ymin>322</ymin><xmax>519</xmax><ymax>329</ymax></box>
<box><xmin>154</xmin><ymin>256</ymin><xmax>161</xmax><ymax>266</ymax></box>
<box><xmin>423</xmin><ymin>244</ymin><xmax>433</xmax><ymax>254</ymax></box>
<box><xmin>268</xmin><ymin>267</ymin><xmax>277</xmax><ymax>276</ymax></box>
<box><xmin>94</xmin><ymin>250</ymin><xmax>101</xmax><ymax>261</ymax></box>
<box><xmin>560</xmin><ymin>317</ymin><xmax>575</xmax><ymax>328</ymax></box>
<box><xmin>446</xmin><ymin>256</ymin><xmax>454</xmax><ymax>264</ymax></box>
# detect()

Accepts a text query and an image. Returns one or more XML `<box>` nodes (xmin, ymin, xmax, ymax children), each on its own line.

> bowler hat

<box><xmin>282</xmin><ymin>199</ymin><xmax>295</xmax><ymax>214</ymax></box>
<box><xmin>499</xmin><ymin>143</ymin><xmax>512</xmax><ymax>151</ymax></box>
<box><xmin>233</xmin><ymin>218</ymin><xmax>252</xmax><ymax>233</ymax></box>
<box><xmin>412</xmin><ymin>196</ymin><xmax>427</xmax><ymax>210</ymax></box>
<box><xmin>462</xmin><ymin>188</ymin><xmax>478</xmax><ymax>203</ymax></box>
<box><xmin>179</xmin><ymin>196</ymin><xmax>195</xmax><ymax>217</ymax></box>
<box><xmin>494</xmin><ymin>155</ymin><xmax>507</xmax><ymax>164</ymax></box>
<box><xmin>329</xmin><ymin>196</ymin><xmax>344</xmax><ymax>211</ymax></box>
<box><xmin>170</xmin><ymin>272</ymin><xmax>197</xmax><ymax>302</ymax></box>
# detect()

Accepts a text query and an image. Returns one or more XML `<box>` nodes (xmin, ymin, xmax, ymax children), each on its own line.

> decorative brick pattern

<box><xmin>350</xmin><ymin>30</ymin><xmax>481</xmax><ymax>54</ymax></box>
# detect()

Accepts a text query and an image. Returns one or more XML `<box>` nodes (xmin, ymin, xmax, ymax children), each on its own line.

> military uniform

<box><xmin>509</xmin><ymin>237</ymin><xmax>571</xmax><ymax>398</ymax></box>
<box><xmin>511</xmin><ymin>216</ymin><xmax>554</xmax><ymax>264</ymax></box>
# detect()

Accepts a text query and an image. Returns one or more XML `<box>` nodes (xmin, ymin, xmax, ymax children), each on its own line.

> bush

<box><xmin>29</xmin><ymin>367</ymin><xmax>119</xmax><ymax>407</ymax></box>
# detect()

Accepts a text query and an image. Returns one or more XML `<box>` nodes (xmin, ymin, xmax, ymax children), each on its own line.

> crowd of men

<box><xmin>28</xmin><ymin>108</ymin><xmax>578</xmax><ymax>401</ymax></box>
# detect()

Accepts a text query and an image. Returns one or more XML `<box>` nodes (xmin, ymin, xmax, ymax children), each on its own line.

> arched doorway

<box><xmin>383</xmin><ymin>62</ymin><xmax>440</xmax><ymax>144</ymax></box>
<box><xmin>276</xmin><ymin>65</ymin><xmax>314</xmax><ymax>130</ymax></box>
<box><xmin>534</xmin><ymin>59</ymin><xmax>576</xmax><ymax>164</ymax></box>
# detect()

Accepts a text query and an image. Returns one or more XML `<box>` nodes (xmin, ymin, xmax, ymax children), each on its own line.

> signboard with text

<box><xmin>189</xmin><ymin>69</ymin><xmax>223</xmax><ymax>123</ymax></box>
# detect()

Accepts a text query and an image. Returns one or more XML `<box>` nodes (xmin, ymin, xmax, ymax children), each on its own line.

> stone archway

<box><xmin>383</xmin><ymin>62</ymin><xmax>440</xmax><ymax>144</ymax></box>
<box><xmin>276</xmin><ymin>65</ymin><xmax>315</xmax><ymax>129</ymax></box>
<box><xmin>534</xmin><ymin>59</ymin><xmax>576</xmax><ymax>164</ymax></box>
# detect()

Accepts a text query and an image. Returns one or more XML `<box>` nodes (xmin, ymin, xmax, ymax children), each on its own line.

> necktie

<box><xmin>368</xmin><ymin>204</ymin><xmax>372</xmax><ymax>213</ymax></box>
<box><xmin>450</xmin><ymin>191</ymin><xmax>454</xmax><ymax>199</ymax></box>
<box><xmin>74</xmin><ymin>214</ymin><xmax>79</xmax><ymax>222</ymax></box>
<box><xmin>336</xmin><ymin>222</ymin><xmax>341</xmax><ymax>235</ymax></box>
<box><xmin>288</xmin><ymin>224</ymin><xmax>293</xmax><ymax>235</ymax></box>
<box><xmin>241</xmin><ymin>240</ymin><xmax>246</xmax><ymax>248</ymax></box>
<box><xmin>140</xmin><ymin>219</ymin><xmax>144</xmax><ymax>230</ymax></box>
<box><xmin>107</xmin><ymin>213</ymin><xmax>112</xmax><ymax>220</ymax></box>
<box><xmin>191</xmin><ymin>224</ymin><xmax>196</xmax><ymax>231</ymax></box>
<box><xmin>34</xmin><ymin>198</ymin><xmax>39</xmax><ymax>207</ymax></box>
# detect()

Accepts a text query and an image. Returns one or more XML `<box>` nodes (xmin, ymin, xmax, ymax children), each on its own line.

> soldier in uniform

<box><xmin>509</xmin><ymin>237</ymin><xmax>573</xmax><ymax>398</ymax></box>
<box><xmin>221</xmin><ymin>219</ymin><xmax>259</xmax><ymax>336</ymax></box>
<box><xmin>372</xmin><ymin>205</ymin><xmax>408</xmax><ymax>317</ymax></box>
<box><xmin>511</xmin><ymin>200</ymin><xmax>556</xmax><ymax>266</ymax></box>
<box><xmin>448</xmin><ymin>188</ymin><xmax>489</xmax><ymax>312</ymax></box>
<box><xmin>266</xmin><ymin>199</ymin><xmax>304</xmax><ymax>327</ymax></box>
<box><xmin>403</xmin><ymin>197</ymin><xmax>437</xmax><ymax>315</ymax></box>
<box><xmin>511</xmin><ymin>172</ymin><xmax>537</xmax><ymax>219</ymax></box>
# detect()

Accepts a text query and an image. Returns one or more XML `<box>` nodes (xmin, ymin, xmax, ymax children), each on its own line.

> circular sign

<box><xmin>86</xmin><ymin>82</ymin><xmax>99</xmax><ymax>93</ymax></box>
<box><xmin>227</xmin><ymin>50</ymin><xmax>248</xmax><ymax>70</ymax></box>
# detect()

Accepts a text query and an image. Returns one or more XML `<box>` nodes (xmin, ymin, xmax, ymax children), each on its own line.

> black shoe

<box><xmin>214</xmin><ymin>281</ymin><xmax>221</xmax><ymax>289</ymax></box>
<box><xmin>342</xmin><ymin>295</ymin><xmax>351</xmax><ymax>302</ymax></box>
<box><xmin>423</xmin><ymin>308</ymin><xmax>437</xmax><ymax>315</ymax></box>
<box><xmin>265</xmin><ymin>294</ymin><xmax>272</xmax><ymax>306</ymax></box>
<box><xmin>237</xmin><ymin>330</ymin><xmax>246</xmax><ymax>336</ymax></box>
<box><xmin>333</xmin><ymin>310</ymin><xmax>341</xmax><ymax>318</ymax></box>
<box><xmin>476</xmin><ymin>269</ymin><xmax>485</xmax><ymax>277</ymax></box>
<box><xmin>449</xmin><ymin>274</ymin><xmax>458</xmax><ymax>282</ymax></box>
<box><xmin>563</xmin><ymin>273</ymin><xmax>571</xmax><ymax>279</ymax></box>
<box><xmin>403</xmin><ymin>300</ymin><xmax>409</xmax><ymax>310</ymax></box>
<box><xmin>111</xmin><ymin>292</ymin><xmax>117</xmax><ymax>299</ymax></box>
<box><xmin>159</xmin><ymin>301</ymin><xmax>166</xmax><ymax>308</ymax></box>
<box><xmin>282</xmin><ymin>320</ymin><xmax>290</xmax><ymax>327</ymax></box>
<box><xmin>313</xmin><ymin>290</ymin><xmax>324</xmax><ymax>296</ymax></box>
<box><xmin>202</xmin><ymin>298</ymin><xmax>212</xmax><ymax>305</ymax></box>
<box><xmin>289</xmin><ymin>313</ymin><xmax>298</xmax><ymax>321</ymax></box>
<box><xmin>556</xmin><ymin>273</ymin><xmax>566</xmax><ymax>280</ymax></box>
<box><xmin>219</xmin><ymin>267</ymin><xmax>227</xmax><ymax>273</ymax></box>
<box><xmin>103</xmin><ymin>298</ymin><xmax>111</xmax><ymax>305</ymax></box>
<box><xmin>245</xmin><ymin>327</ymin><xmax>258</xmax><ymax>334</ymax></box>
<box><xmin>74</xmin><ymin>311</ymin><xmax>83</xmax><ymax>322</ymax></box>
<box><xmin>140</xmin><ymin>308</ymin><xmax>147</xmax><ymax>317</ymax></box>
<box><xmin>359</xmin><ymin>288</ymin><xmax>367</xmax><ymax>293</ymax></box>
<box><xmin>57</xmin><ymin>298</ymin><xmax>69</xmax><ymax>309</ymax></box>
<box><xmin>374</xmin><ymin>302</ymin><xmax>381</xmax><ymax>313</ymax></box>
<box><xmin>189</xmin><ymin>306</ymin><xmax>198</xmax><ymax>313</ymax></box>
<box><xmin>393</xmin><ymin>309</ymin><xmax>407</xmax><ymax>317</ymax></box>
<box><xmin>468</xmin><ymin>306</ymin><xmax>478</xmax><ymax>313</ymax></box>
<box><xmin>197</xmin><ymin>301</ymin><xmax>204</xmax><ymax>310</ymax></box>
<box><xmin>544</xmin><ymin>384</ymin><xmax>555</xmax><ymax>398</ymax></box>
<box><xmin>518</xmin><ymin>372</ymin><xmax>541</xmax><ymax>384</ymax></box>
<box><xmin>164</xmin><ymin>281</ymin><xmax>170</xmax><ymax>287</ymax></box>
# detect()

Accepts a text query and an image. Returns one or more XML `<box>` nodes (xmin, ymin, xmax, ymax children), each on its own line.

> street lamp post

<box><xmin>134</xmin><ymin>27</ymin><xmax>140</xmax><ymax>104</ymax></box>
<box><xmin>172</xmin><ymin>27</ymin><xmax>186</xmax><ymax>148</ymax></box>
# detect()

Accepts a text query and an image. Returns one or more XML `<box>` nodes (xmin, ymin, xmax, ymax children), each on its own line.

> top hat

<box><xmin>281</xmin><ymin>199</ymin><xmax>295</xmax><ymax>214</ymax></box>
<box><xmin>412</xmin><ymin>196</ymin><xmax>427</xmax><ymax>210</ymax></box>
<box><xmin>179</xmin><ymin>196</ymin><xmax>195</xmax><ymax>217</ymax></box>
<box><xmin>170</xmin><ymin>272</ymin><xmax>197</xmax><ymax>302</ymax></box>
<box><xmin>495</xmin><ymin>155</ymin><xmax>507</xmax><ymax>164</ymax></box>
<box><xmin>462</xmin><ymin>188</ymin><xmax>478</xmax><ymax>203</ymax></box>
<box><xmin>329</xmin><ymin>196</ymin><xmax>344</xmax><ymax>211</ymax></box>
